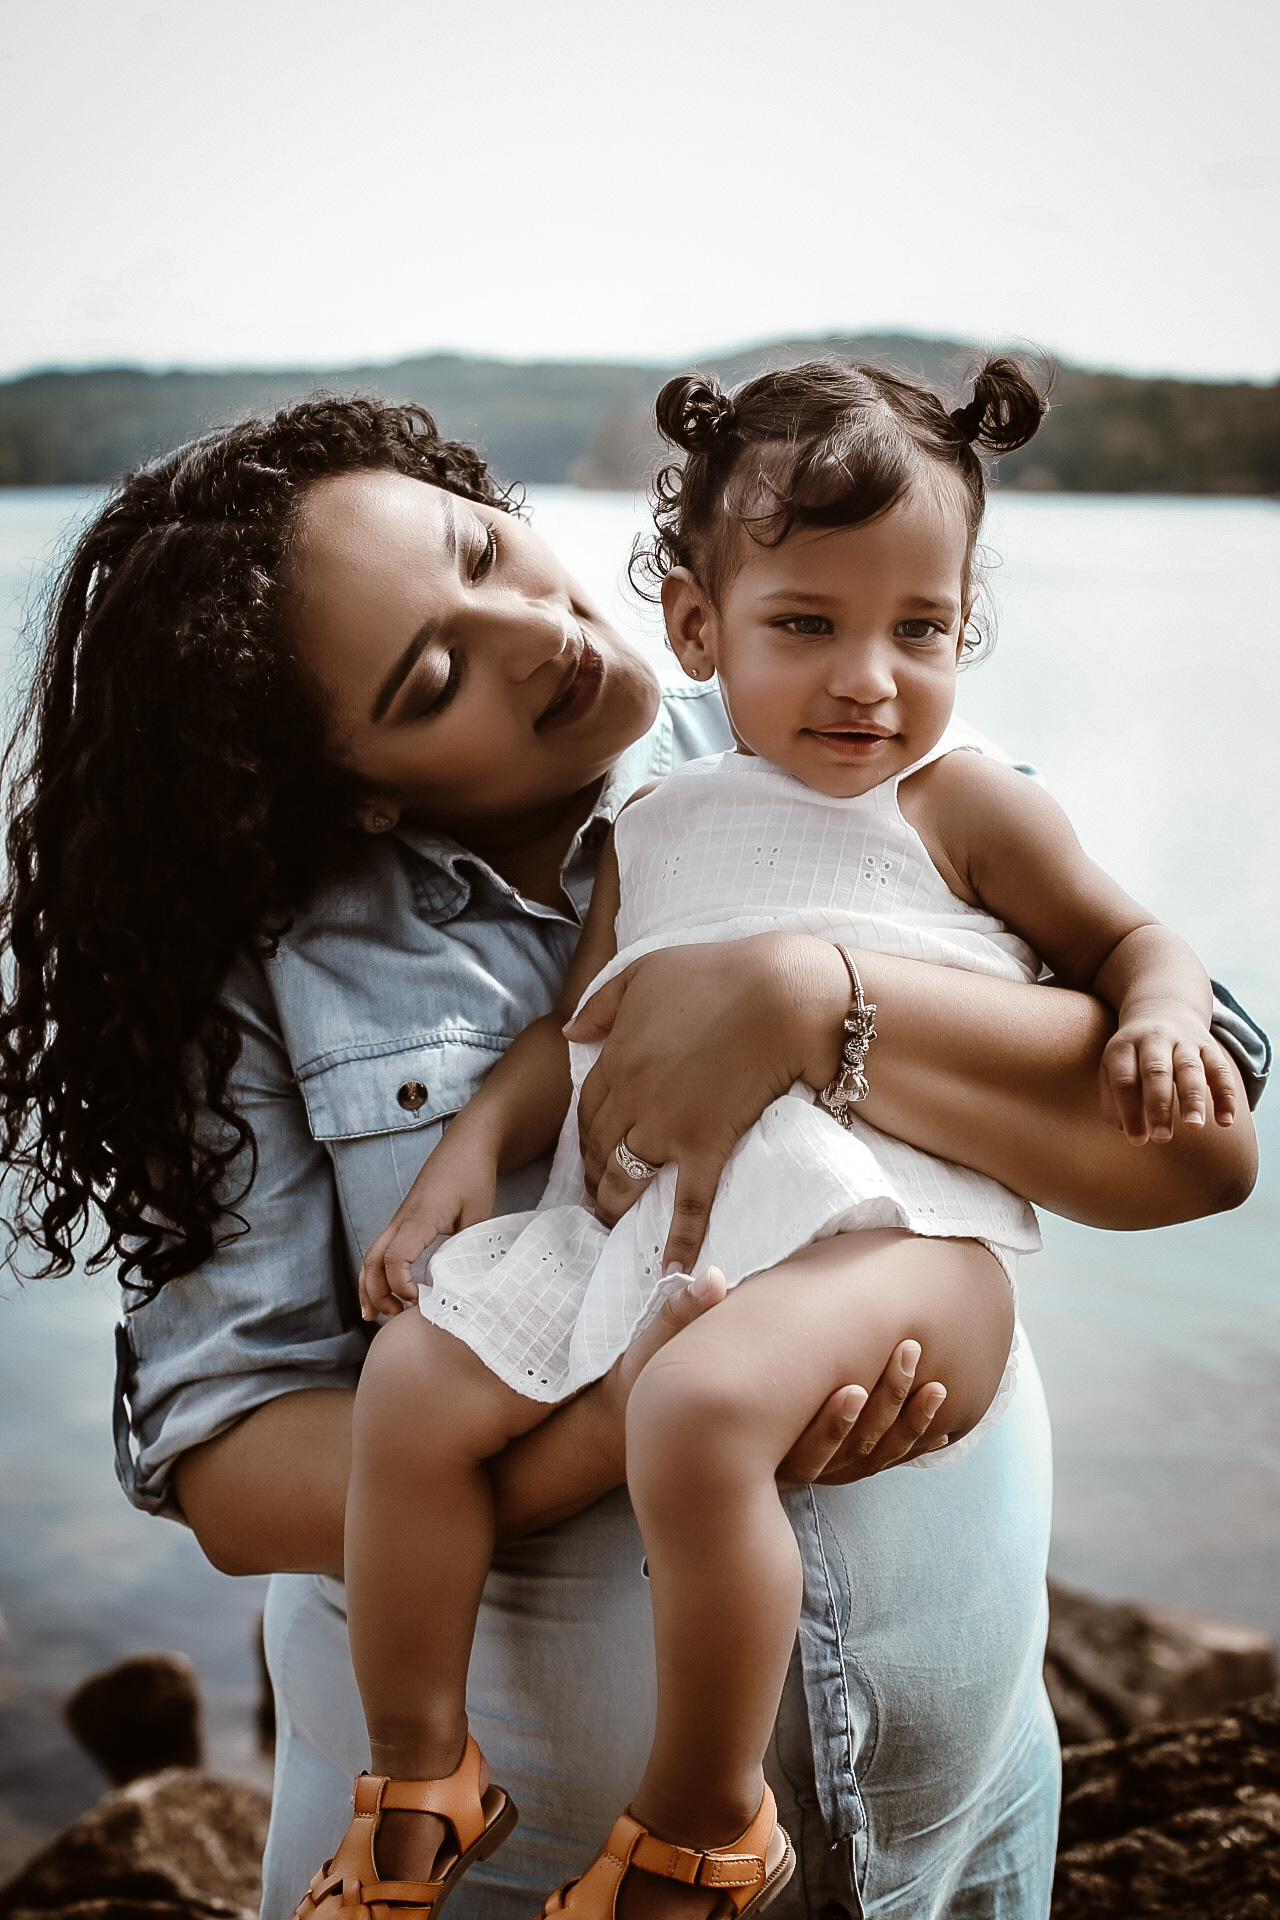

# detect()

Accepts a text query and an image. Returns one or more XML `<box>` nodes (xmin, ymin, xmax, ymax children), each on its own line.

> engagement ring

<box><xmin>614</xmin><ymin>1139</ymin><xmax>661</xmax><ymax>1181</ymax></box>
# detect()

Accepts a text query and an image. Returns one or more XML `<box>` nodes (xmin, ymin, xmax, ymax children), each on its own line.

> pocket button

<box><xmin>397</xmin><ymin>1081</ymin><xmax>428</xmax><ymax>1112</ymax></box>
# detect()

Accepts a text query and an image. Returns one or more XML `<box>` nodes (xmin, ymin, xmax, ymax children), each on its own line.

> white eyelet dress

<box><xmin>423</xmin><ymin>718</ymin><xmax>1042</xmax><ymax>1463</ymax></box>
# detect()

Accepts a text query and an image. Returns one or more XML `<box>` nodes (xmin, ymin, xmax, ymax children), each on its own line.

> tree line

<box><xmin>0</xmin><ymin>334</ymin><xmax>1276</xmax><ymax>496</ymax></box>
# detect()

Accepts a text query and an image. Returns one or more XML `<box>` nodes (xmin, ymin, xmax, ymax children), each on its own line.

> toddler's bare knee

<box><xmin>354</xmin><ymin>1312</ymin><xmax>501</xmax><ymax>1460</ymax></box>
<box><xmin>626</xmin><ymin>1352</ymin><xmax>756</xmax><ymax>1496</ymax></box>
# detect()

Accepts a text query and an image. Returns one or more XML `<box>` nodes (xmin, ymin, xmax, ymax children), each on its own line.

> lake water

<box><xmin>1</xmin><ymin>484</ymin><xmax>1277</xmax><ymax>1868</ymax></box>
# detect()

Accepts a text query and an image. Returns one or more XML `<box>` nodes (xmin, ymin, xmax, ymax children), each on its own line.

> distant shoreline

<box><xmin>2</xmin><ymin>332</ymin><xmax>1277</xmax><ymax>496</ymax></box>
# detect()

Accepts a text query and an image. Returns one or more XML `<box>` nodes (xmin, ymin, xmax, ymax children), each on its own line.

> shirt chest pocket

<box><xmin>295</xmin><ymin>1035</ymin><xmax>505</xmax><ymax>1142</ymax></box>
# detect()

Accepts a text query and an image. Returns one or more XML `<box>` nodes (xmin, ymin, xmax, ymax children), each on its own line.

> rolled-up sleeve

<box><xmin>113</xmin><ymin>952</ymin><xmax>371</xmax><ymax>1520</ymax></box>
<box><xmin>1211</xmin><ymin>980</ymin><xmax>1270</xmax><ymax>1110</ymax></box>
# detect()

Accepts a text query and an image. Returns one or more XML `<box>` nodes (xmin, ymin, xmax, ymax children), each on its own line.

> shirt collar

<box><xmin>391</xmin><ymin>700</ymin><xmax>674</xmax><ymax>927</ymax></box>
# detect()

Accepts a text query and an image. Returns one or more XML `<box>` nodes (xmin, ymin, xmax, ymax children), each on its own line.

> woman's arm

<box><xmin>569</xmin><ymin>933</ymin><xmax>1258</xmax><ymax>1274</ymax></box>
<box><xmin>174</xmin><ymin>1295</ymin><xmax>945</xmax><ymax>1574</ymax></box>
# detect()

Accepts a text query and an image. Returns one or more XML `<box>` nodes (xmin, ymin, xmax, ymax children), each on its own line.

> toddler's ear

<box><xmin>660</xmin><ymin>568</ymin><xmax>717</xmax><ymax>682</ymax></box>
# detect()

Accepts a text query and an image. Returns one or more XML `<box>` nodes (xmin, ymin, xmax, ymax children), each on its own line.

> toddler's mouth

<box><xmin>807</xmin><ymin>727</ymin><xmax>897</xmax><ymax>758</ymax></box>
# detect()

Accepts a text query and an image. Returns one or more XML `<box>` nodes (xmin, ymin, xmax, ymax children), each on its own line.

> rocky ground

<box><xmin>0</xmin><ymin>1590</ymin><xmax>1276</xmax><ymax>1920</ymax></box>
<box><xmin>1053</xmin><ymin>1693</ymin><xmax>1280</xmax><ymax>1919</ymax></box>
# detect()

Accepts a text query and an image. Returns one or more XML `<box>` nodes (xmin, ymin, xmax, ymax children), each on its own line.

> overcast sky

<box><xmin>2</xmin><ymin>0</ymin><xmax>1277</xmax><ymax>381</ymax></box>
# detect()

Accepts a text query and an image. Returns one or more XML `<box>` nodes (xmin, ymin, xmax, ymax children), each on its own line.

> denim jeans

<box><xmin>261</xmin><ymin>1338</ymin><xmax>1058</xmax><ymax>1920</ymax></box>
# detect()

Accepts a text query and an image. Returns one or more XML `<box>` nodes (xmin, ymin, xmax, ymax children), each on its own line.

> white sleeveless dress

<box><xmin>422</xmin><ymin>719</ymin><xmax>1042</xmax><ymax>1461</ymax></box>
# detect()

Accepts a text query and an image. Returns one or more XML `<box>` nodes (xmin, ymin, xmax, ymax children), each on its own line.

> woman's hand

<box><xmin>566</xmin><ymin>933</ymin><xmax>850</xmax><ymax>1273</ymax></box>
<box><xmin>590</xmin><ymin>1269</ymin><xmax>949</xmax><ymax>1492</ymax></box>
<box><xmin>777</xmin><ymin>1340</ymin><xmax>951</xmax><ymax>1482</ymax></box>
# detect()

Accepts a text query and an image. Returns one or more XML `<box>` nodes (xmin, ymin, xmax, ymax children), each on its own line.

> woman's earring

<box><xmin>370</xmin><ymin>812</ymin><xmax>394</xmax><ymax>831</ymax></box>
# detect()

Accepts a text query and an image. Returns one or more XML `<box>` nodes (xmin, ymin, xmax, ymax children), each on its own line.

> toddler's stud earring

<box><xmin>371</xmin><ymin>813</ymin><xmax>393</xmax><ymax>831</ymax></box>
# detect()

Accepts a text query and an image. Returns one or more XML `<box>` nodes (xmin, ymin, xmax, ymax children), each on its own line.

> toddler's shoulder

<box><xmin>901</xmin><ymin>744</ymin><xmax>1053</xmax><ymax>868</ymax></box>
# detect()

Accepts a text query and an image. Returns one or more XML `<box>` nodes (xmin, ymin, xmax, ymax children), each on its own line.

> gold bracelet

<box><xmin>818</xmin><ymin>945</ymin><xmax>878</xmax><ymax>1129</ymax></box>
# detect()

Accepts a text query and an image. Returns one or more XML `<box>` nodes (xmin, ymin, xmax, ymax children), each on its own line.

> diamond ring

<box><xmin>614</xmin><ymin>1138</ymin><xmax>661</xmax><ymax>1181</ymax></box>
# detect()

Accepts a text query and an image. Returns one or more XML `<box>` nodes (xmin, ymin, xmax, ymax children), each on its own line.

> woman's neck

<box><xmin>417</xmin><ymin>779</ymin><xmax>605</xmax><ymax>910</ymax></box>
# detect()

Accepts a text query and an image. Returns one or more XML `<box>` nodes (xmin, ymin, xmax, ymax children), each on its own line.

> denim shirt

<box><xmin>113</xmin><ymin>677</ymin><xmax>1270</xmax><ymax>1519</ymax></box>
<box><xmin>114</xmin><ymin>682</ymin><xmax>735</xmax><ymax>1516</ymax></box>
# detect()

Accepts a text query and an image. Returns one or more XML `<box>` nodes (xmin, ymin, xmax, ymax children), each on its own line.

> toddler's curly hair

<box><xmin>633</xmin><ymin>354</ymin><xmax>1048</xmax><ymax>643</ymax></box>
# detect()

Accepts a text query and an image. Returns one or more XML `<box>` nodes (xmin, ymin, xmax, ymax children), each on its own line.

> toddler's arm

<box><xmin>358</xmin><ymin>836</ymin><xmax>624</xmax><ymax>1317</ymax></box>
<box><xmin>901</xmin><ymin>753</ymin><xmax>1238</xmax><ymax>1147</ymax></box>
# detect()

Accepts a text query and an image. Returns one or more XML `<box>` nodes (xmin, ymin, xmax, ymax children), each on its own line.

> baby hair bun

<box><xmin>654</xmin><ymin>374</ymin><xmax>740</xmax><ymax>455</ymax></box>
<box><xmin>949</xmin><ymin>356</ymin><xmax>1047</xmax><ymax>454</ymax></box>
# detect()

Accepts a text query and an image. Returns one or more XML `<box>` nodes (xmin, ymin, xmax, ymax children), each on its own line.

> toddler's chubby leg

<box><xmin>345</xmin><ymin>1311</ymin><xmax>550</xmax><ymax>1880</ymax></box>
<box><xmin>618</xmin><ymin>1228</ymin><xmax>1012</xmax><ymax>1920</ymax></box>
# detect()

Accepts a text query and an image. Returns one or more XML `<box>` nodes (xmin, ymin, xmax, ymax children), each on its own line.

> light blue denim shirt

<box><xmin>113</xmin><ymin>682</ymin><xmax>737</xmax><ymax>1515</ymax></box>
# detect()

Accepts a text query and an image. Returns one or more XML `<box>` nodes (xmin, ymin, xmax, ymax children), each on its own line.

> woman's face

<box><xmin>288</xmin><ymin>470</ymin><xmax>661</xmax><ymax>831</ymax></box>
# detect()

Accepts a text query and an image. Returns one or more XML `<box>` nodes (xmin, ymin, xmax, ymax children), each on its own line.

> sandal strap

<box><xmin>539</xmin><ymin>1791</ymin><xmax>780</xmax><ymax>1913</ymax></box>
<box><xmin>631</xmin><ymin>1830</ymin><xmax>765</xmax><ymax>1890</ymax></box>
<box><xmin>350</xmin><ymin>1737</ymin><xmax>488</xmax><ymax>1855</ymax></box>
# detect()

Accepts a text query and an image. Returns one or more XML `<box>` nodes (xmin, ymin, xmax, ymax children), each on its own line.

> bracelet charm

<box><xmin>819</xmin><ymin>945</ymin><xmax>878</xmax><ymax>1129</ymax></box>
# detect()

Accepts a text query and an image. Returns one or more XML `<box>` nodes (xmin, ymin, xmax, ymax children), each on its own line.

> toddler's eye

<box><xmin>782</xmin><ymin>615</ymin><xmax>832</xmax><ymax>637</ymax></box>
<box><xmin>895</xmin><ymin>620</ymin><xmax>943</xmax><ymax>642</ymax></box>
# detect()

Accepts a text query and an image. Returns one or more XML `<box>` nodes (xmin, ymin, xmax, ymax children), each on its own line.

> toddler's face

<box><xmin>663</xmin><ymin>483</ymin><xmax>968</xmax><ymax>797</ymax></box>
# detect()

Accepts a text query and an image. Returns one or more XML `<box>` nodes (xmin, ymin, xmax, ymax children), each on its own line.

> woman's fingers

<box><xmin>577</xmin><ymin>1079</ymin><xmax>625</xmax><ymax>1199</ymax></box>
<box><xmin>777</xmin><ymin>1341</ymin><xmax>951</xmax><ymax>1485</ymax></box>
<box><xmin>563</xmin><ymin>968</ymin><xmax>631</xmax><ymax>1045</ymax></box>
<box><xmin>660</xmin><ymin>1154</ymin><xmax>724</xmax><ymax>1276</ymax></box>
<box><xmin>775</xmin><ymin>1384</ymin><xmax>868</xmax><ymax>1485</ymax></box>
<box><xmin>593</xmin><ymin>1150</ymin><xmax>658</xmax><ymax>1227</ymax></box>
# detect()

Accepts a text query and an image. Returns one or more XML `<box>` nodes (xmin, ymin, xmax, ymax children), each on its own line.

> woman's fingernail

<box><xmin>665</xmin><ymin>1261</ymin><xmax>686</xmax><ymax>1278</ymax></box>
<box><xmin>900</xmin><ymin>1341</ymin><xmax>921</xmax><ymax>1374</ymax></box>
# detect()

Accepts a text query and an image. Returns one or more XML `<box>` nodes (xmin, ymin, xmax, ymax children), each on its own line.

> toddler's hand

<box><xmin>1100</xmin><ymin>1005</ymin><xmax>1237</xmax><ymax>1144</ymax></box>
<box><xmin>359</xmin><ymin>1139</ymin><xmax>498</xmax><ymax>1321</ymax></box>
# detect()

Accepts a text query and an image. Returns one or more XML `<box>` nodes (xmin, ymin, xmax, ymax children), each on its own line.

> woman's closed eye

<box><xmin>415</xmin><ymin>648</ymin><xmax>463</xmax><ymax>718</ymax></box>
<box><xmin>470</xmin><ymin>522</ymin><xmax>498</xmax><ymax>583</ymax></box>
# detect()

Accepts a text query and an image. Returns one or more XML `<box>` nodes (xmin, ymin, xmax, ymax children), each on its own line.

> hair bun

<box><xmin>654</xmin><ymin>374</ymin><xmax>740</xmax><ymax>455</ymax></box>
<box><xmin>950</xmin><ymin>355</ymin><xmax>1048</xmax><ymax>454</ymax></box>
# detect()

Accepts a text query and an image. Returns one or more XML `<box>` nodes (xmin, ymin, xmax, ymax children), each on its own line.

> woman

<box><xmin>1</xmin><ymin>397</ymin><xmax>1260</xmax><ymax>1920</ymax></box>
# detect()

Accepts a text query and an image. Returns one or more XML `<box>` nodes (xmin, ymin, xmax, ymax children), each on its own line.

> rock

<box><xmin>62</xmin><ymin>1659</ymin><xmax>202</xmax><ymax>1789</ymax></box>
<box><xmin>0</xmin><ymin>1770</ymin><xmax>270</xmax><ymax>1920</ymax></box>
<box><xmin>1053</xmin><ymin>1692</ymin><xmax>1280</xmax><ymax>1917</ymax></box>
<box><xmin>1046</xmin><ymin>1578</ymin><xmax>1278</xmax><ymax>1744</ymax></box>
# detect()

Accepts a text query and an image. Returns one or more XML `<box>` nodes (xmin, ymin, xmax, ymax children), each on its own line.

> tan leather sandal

<box><xmin>537</xmin><ymin>1785</ymin><xmax>794</xmax><ymax>1917</ymax></box>
<box><xmin>292</xmin><ymin>1734</ymin><xmax>517</xmax><ymax>1920</ymax></box>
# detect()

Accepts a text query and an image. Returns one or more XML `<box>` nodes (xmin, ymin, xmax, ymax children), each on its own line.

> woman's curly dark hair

<box><xmin>632</xmin><ymin>354</ymin><xmax>1048</xmax><ymax>648</ymax></box>
<box><xmin>0</xmin><ymin>395</ymin><xmax>516</xmax><ymax>1295</ymax></box>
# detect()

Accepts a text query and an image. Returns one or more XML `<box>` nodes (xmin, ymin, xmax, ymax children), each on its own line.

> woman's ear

<box><xmin>356</xmin><ymin>800</ymin><xmax>400</xmax><ymax>835</ymax></box>
<box><xmin>660</xmin><ymin>568</ymin><xmax>717</xmax><ymax>682</ymax></box>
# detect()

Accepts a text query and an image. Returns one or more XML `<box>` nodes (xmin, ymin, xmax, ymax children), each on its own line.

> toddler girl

<box><xmin>295</xmin><ymin>358</ymin><xmax>1236</xmax><ymax>1920</ymax></box>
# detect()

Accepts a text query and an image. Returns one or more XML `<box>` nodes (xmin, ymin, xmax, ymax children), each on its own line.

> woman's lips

<box><xmin>536</xmin><ymin>636</ymin><xmax>605</xmax><ymax>733</ymax></box>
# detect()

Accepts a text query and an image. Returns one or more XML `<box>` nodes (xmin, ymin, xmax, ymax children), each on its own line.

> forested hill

<box><xmin>0</xmin><ymin>332</ymin><xmax>1277</xmax><ymax>496</ymax></box>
